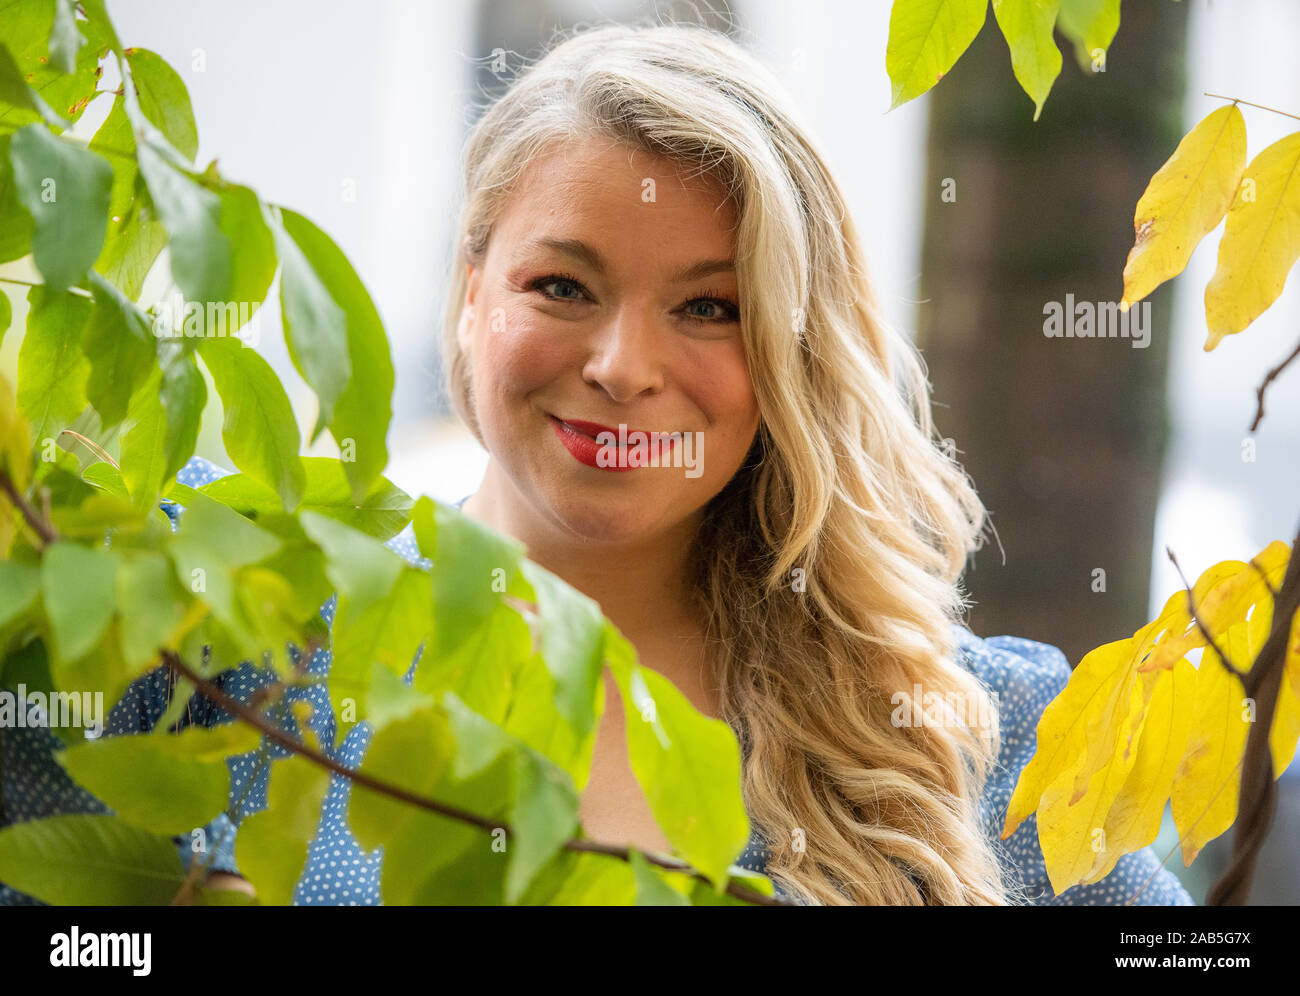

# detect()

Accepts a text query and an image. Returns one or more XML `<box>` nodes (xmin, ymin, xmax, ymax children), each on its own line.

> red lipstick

<box><xmin>548</xmin><ymin>416</ymin><xmax>677</xmax><ymax>470</ymax></box>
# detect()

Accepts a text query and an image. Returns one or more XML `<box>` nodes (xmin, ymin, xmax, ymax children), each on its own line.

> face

<box><xmin>457</xmin><ymin>134</ymin><xmax>761</xmax><ymax>545</ymax></box>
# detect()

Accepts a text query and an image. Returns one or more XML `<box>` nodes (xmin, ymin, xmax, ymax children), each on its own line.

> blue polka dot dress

<box><xmin>0</xmin><ymin>456</ymin><xmax>1193</xmax><ymax>906</ymax></box>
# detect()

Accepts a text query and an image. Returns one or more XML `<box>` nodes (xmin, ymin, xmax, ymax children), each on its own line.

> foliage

<box><xmin>0</xmin><ymin>0</ymin><xmax>773</xmax><ymax>906</ymax></box>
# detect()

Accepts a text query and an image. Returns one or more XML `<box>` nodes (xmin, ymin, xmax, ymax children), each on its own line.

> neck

<box><xmin>460</xmin><ymin>460</ymin><xmax>707</xmax><ymax>663</ymax></box>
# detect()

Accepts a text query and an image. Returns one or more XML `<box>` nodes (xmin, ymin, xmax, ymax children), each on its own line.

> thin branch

<box><xmin>0</xmin><ymin>469</ymin><xmax>58</xmax><ymax>546</ymax></box>
<box><xmin>1166</xmin><ymin>547</ymin><xmax>1247</xmax><ymax>682</ymax></box>
<box><xmin>1250</xmin><ymin>335</ymin><xmax>1300</xmax><ymax>432</ymax></box>
<box><xmin>58</xmin><ymin>430</ymin><xmax>119</xmax><ymax>470</ymax></box>
<box><xmin>0</xmin><ymin>275</ymin><xmax>95</xmax><ymax>300</ymax></box>
<box><xmin>162</xmin><ymin>649</ymin><xmax>787</xmax><ymax>906</ymax></box>
<box><xmin>1203</xmin><ymin>92</ymin><xmax>1300</xmax><ymax>123</ymax></box>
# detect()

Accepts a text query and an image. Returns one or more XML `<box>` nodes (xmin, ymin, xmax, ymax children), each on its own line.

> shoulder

<box><xmin>949</xmin><ymin>624</ymin><xmax>1194</xmax><ymax>906</ymax></box>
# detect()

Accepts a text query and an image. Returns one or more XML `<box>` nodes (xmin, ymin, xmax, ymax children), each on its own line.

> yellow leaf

<box><xmin>991</xmin><ymin>0</ymin><xmax>1063</xmax><ymax>121</ymax></box>
<box><xmin>1002</xmin><ymin>636</ymin><xmax>1125</xmax><ymax>840</ymax></box>
<box><xmin>1037</xmin><ymin>671</ymin><xmax>1146</xmax><ymax>893</ymax></box>
<box><xmin>1122</xmin><ymin>105</ymin><xmax>1247</xmax><ymax>309</ymax></box>
<box><xmin>1088</xmin><ymin>658</ymin><xmax>1195</xmax><ymax>884</ymax></box>
<box><xmin>1204</xmin><ymin>129</ymin><xmax>1300</xmax><ymax>347</ymax></box>
<box><xmin>1170</xmin><ymin>623</ymin><xmax>1254</xmax><ymax>865</ymax></box>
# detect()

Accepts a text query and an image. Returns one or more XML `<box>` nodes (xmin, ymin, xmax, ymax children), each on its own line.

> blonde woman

<box><xmin>0</xmin><ymin>21</ymin><xmax>1195</xmax><ymax>908</ymax></box>
<box><xmin>437</xmin><ymin>22</ymin><xmax>1193</xmax><ymax>906</ymax></box>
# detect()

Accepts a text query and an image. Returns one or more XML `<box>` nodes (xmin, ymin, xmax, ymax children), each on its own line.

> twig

<box><xmin>1250</xmin><ymin>335</ymin><xmax>1300</xmax><ymax>432</ymax></box>
<box><xmin>1166</xmin><ymin>547</ymin><xmax>1247</xmax><ymax>681</ymax></box>
<box><xmin>0</xmin><ymin>275</ymin><xmax>94</xmax><ymax>300</ymax></box>
<box><xmin>162</xmin><ymin>649</ymin><xmax>787</xmax><ymax>906</ymax></box>
<box><xmin>1203</xmin><ymin>92</ymin><xmax>1300</xmax><ymax>123</ymax></box>
<box><xmin>0</xmin><ymin>469</ymin><xmax>58</xmax><ymax>546</ymax></box>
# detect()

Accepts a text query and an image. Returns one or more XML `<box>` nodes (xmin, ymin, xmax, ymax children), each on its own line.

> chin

<box><xmin>543</xmin><ymin>479</ymin><xmax>677</xmax><ymax>545</ymax></box>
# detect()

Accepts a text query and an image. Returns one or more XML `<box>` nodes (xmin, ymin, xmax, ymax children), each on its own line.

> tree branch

<box><xmin>1250</xmin><ymin>334</ymin><xmax>1300</xmax><ymax>432</ymax></box>
<box><xmin>0</xmin><ymin>470</ymin><xmax>58</xmax><ymax>546</ymax></box>
<box><xmin>1167</xmin><ymin>547</ymin><xmax>1248</xmax><ymax>682</ymax></box>
<box><xmin>1206</xmin><ymin>518</ymin><xmax>1300</xmax><ymax>905</ymax></box>
<box><xmin>162</xmin><ymin>649</ymin><xmax>788</xmax><ymax>906</ymax></box>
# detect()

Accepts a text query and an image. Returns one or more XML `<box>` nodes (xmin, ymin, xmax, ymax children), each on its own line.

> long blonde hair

<box><xmin>441</xmin><ymin>20</ymin><xmax>1017</xmax><ymax>905</ymax></box>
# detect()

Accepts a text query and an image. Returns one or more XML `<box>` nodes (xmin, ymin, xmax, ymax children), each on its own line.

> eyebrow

<box><xmin>516</xmin><ymin>236</ymin><xmax>735</xmax><ymax>283</ymax></box>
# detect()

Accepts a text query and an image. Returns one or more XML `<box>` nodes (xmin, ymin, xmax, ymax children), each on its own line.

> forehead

<box><xmin>493</xmin><ymin>135</ymin><xmax>739</xmax><ymax>267</ymax></box>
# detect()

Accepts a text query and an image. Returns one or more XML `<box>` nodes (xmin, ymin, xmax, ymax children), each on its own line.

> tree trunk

<box><xmin>915</xmin><ymin>2</ymin><xmax>1190</xmax><ymax>665</ymax></box>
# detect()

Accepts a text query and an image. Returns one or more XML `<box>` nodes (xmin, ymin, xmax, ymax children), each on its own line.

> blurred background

<box><xmin>2</xmin><ymin>0</ymin><xmax>1297</xmax><ymax>903</ymax></box>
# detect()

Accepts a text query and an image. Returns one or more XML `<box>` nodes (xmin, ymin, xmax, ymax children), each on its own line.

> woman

<box><xmin>0</xmin><ymin>21</ymin><xmax>1194</xmax><ymax>907</ymax></box>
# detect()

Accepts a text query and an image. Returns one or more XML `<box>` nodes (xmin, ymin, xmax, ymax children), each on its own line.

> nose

<box><xmin>581</xmin><ymin>303</ymin><xmax>665</xmax><ymax>402</ymax></box>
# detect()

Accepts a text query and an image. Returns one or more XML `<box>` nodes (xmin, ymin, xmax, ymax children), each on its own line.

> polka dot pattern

<box><xmin>0</xmin><ymin>456</ymin><xmax>1193</xmax><ymax>906</ymax></box>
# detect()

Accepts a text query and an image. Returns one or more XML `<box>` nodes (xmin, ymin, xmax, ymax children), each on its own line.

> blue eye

<box><xmin>526</xmin><ymin>273</ymin><xmax>740</xmax><ymax>324</ymax></box>
<box><xmin>528</xmin><ymin>273</ymin><xmax>588</xmax><ymax>301</ymax></box>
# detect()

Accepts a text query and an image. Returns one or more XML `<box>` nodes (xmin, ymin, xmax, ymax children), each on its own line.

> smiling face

<box><xmin>456</xmin><ymin>134</ymin><xmax>761</xmax><ymax>545</ymax></box>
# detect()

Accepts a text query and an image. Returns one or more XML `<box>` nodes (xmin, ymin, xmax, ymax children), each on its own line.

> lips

<box><xmin>548</xmin><ymin>415</ymin><xmax>678</xmax><ymax>470</ymax></box>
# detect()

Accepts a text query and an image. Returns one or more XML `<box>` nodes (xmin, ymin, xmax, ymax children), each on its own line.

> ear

<box><xmin>456</xmin><ymin>263</ymin><xmax>479</xmax><ymax>354</ymax></box>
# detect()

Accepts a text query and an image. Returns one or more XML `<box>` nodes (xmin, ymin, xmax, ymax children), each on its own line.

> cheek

<box><xmin>681</xmin><ymin>342</ymin><xmax>759</xmax><ymax>441</ymax></box>
<box><xmin>474</xmin><ymin>301</ymin><xmax>571</xmax><ymax>403</ymax></box>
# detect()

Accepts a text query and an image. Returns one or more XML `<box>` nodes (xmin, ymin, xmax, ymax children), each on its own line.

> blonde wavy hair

<box><xmin>441</xmin><ymin>20</ymin><xmax>1019</xmax><ymax>905</ymax></box>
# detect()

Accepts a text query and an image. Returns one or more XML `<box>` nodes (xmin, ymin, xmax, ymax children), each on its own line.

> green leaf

<box><xmin>505</xmin><ymin>746</ymin><xmax>579</xmax><ymax>903</ymax></box>
<box><xmin>9</xmin><ymin>122</ymin><xmax>114</xmax><ymax>290</ymax></box>
<box><xmin>135</xmin><ymin>140</ymin><xmax>231</xmax><ymax>304</ymax></box>
<box><xmin>520</xmin><ymin>849</ymin><xmax>637</xmax><ymax>905</ymax></box>
<box><xmin>0</xmin><ymin>39</ymin><xmax>67</xmax><ymax>130</ymax></box>
<box><xmin>16</xmin><ymin>284</ymin><xmax>91</xmax><ymax>448</ymax></box>
<box><xmin>158</xmin><ymin>343</ymin><xmax>206</xmax><ymax>483</ymax></box>
<box><xmin>0</xmin><ymin>561</ymin><xmax>41</xmax><ymax>630</ymax></box>
<box><xmin>80</xmin><ymin>460</ymin><xmax>128</xmax><ymax>498</ymax></box>
<box><xmin>47</xmin><ymin>0</ymin><xmax>84</xmax><ymax>74</ymax></box>
<box><xmin>350</xmin><ymin>707</ymin><xmax>455</xmax><ymax>850</ymax></box>
<box><xmin>216</xmin><ymin>183</ymin><xmax>276</xmax><ymax>316</ymax></box>
<box><xmin>412</xmin><ymin>495</ymin><xmax>527</xmax><ymax>657</ymax></box>
<box><xmin>279</xmin><ymin>209</ymin><xmax>393</xmax><ymax>502</ymax></box>
<box><xmin>503</xmin><ymin>649</ymin><xmax>600</xmax><ymax>789</ymax></box>
<box><xmin>0</xmin><ymin>135</ymin><xmax>35</xmax><ymax>263</ymax></box>
<box><xmin>90</xmin><ymin>95</ymin><xmax>167</xmax><ymax>299</ymax></box>
<box><xmin>520</xmin><ymin>560</ymin><xmax>605</xmax><ymax>739</ymax></box>
<box><xmin>329</xmin><ymin>568</ymin><xmax>431</xmax><ymax>743</ymax></box>
<box><xmin>605</xmin><ymin>622</ymin><xmax>750</xmax><ymax>889</ymax></box>
<box><xmin>365</xmin><ymin>660</ymin><xmax>435</xmax><ymax>732</ymax></box>
<box><xmin>167</xmin><ymin>488</ymin><xmax>283</xmax><ymax>644</ymax></box>
<box><xmin>0</xmin><ymin>288</ymin><xmax>9</xmax><ymax>339</ymax></box>
<box><xmin>299</xmin><ymin>509</ymin><xmax>404</xmax><ymax>613</ymax></box>
<box><xmin>41</xmin><ymin>540</ymin><xmax>118</xmax><ymax>664</ymax></box>
<box><xmin>0</xmin><ymin>5</ymin><xmax>108</xmax><ymax>131</ymax></box>
<box><xmin>1057</xmin><ymin>0</ymin><xmax>1120</xmax><ymax>72</ymax></box>
<box><xmin>886</xmin><ymin>0</ymin><xmax>989</xmax><ymax>110</ymax></box>
<box><xmin>198</xmin><ymin>457</ymin><xmax>413</xmax><ymax>540</ymax></box>
<box><xmin>56</xmin><ymin>728</ymin><xmax>234</xmax><ymax>835</ymax></box>
<box><xmin>116</xmin><ymin>550</ymin><xmax>188</xmax><ymax>669</ymax></box>
<box><xmin>991</xmin><ymin>0</ymin><xmax>1063</xmax><ymax>121</ymax></box>
<box><xmin>233</xmin><ymin>754</ymin><xmax>330</xmax><ymax>905</ymax></box>
<box><xmin>120</xmin><ymin>369</ymin><xmax>168</xmax><ymax>512</ymax></box>
<box><xmin>197</xmin><ymin>336</ymin><xmax>304</xmax><ymax>512</ymax></box>
<box><xmin>0</xmin><ymin>813</ymin><xmax>185</xmax><ymax>905</ymax></box>
<box><xmin>80</xmin><ymin>272</ymin><xmax>156</xmax><ymax>428</ymax></box>
<box><xmin>270</xmin><ymin>206</ymin><xmax>350</xmax><ymax>440</ymax></box>
<box><xmin>630</xmin><ymin>849</ymin><xmax>692</xmax><ymax>905</ymax></box>
<box><xmin>124</xmin><ymin>48</ymin><xmax>199</xmax><ymax>162</ymax></box>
